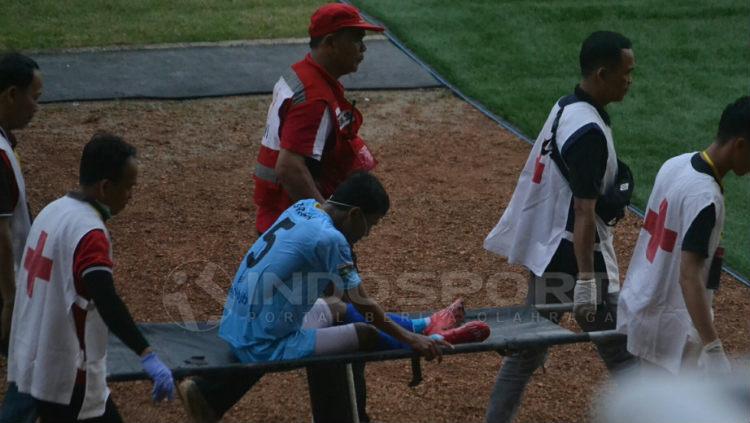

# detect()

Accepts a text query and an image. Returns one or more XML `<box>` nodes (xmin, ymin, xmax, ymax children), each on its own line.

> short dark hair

<box><xmin>717</xmin><ymin>96</ymin><xmax>750</xmax><ymax>144</ymax></box>
<box><xmin>330</xmin><ymin>171</ymin><xmax>390</xmax><ymax>216</ymax></box>
<box><xmin>0</xmin><ymin>53</ymin><xmax>39</xmax><ymax>93</ymax></box>
<box><xmin>579</xmin><ymin>31</ymin><xmax>632</xmax><ymax>77</ymax></box>
<box><xmin>309</xmin><ymin>28</ymin><xmax>358</xmax><ymax>49</ymax></box>
<box><xmin>79</xmin><ymin>133</ymin><xmax>137</xmax><ymax>186</ymax></box>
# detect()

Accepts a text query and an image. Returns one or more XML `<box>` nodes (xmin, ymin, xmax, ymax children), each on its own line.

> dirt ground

<box><xmin>1</xmin><ymin>88</ymin><xmax>748</xmax><ymax>422</ymax></box>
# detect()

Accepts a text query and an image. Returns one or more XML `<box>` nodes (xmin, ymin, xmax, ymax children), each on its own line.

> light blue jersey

<box><xmin>219</xmin><ymin>199</ymin><xmax>361</xmax><ymax>361</ymax></box>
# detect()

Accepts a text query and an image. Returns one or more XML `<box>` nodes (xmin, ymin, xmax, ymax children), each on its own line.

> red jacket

<box><xmin>253</xmin><ymin>54</ymin><xmax>376</xmax><ymax>233</ymax></box>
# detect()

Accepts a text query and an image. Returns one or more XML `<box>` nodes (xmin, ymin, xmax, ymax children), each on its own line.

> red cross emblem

<box><xmin>24</xmin><ymin>231</ymin><xmax>53</xmax><ymax>297</ymax></box>
<box><xmin>643</xmin><ymin>199</ymin><xmax>677</xmax><ymax>263</ymax></box>
<box><xmin>532</xmin><ymin>155</ymin><xmax>545</xmax><ymax>184</ymax></box>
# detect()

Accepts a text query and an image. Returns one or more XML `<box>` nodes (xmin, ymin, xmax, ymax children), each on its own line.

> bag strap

<box><xmin>541</xmin><ymin>104</ymin><xmax>570</xmax><ymax>181</ymax></box>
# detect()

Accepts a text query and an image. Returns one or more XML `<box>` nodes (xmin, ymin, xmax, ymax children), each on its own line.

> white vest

<box><xmin>261</xmin><ymin>74</ymin><xmax>297</xmax><ymax>153</ymax></box>
<box><xmin>0</xmin><ymin>132</ymin><xmax>31</xmax><ymax>270</ymax></box>
<box><xmin>260</xmin><ymin>71</ymin><xmax>332</xmax><ymax>162</ymax></box>
<box><xmin>617</xmin><ymin>153</ymin><xmax>724</xmax><ymax>374</ymax></box>
<box><xmin>484</xmin><ymin>99</ymin><xmax>619</xmax><ymax>288</ymax></box>
<box><xmin>8</xmin><ymin>196</ymin><xmax>111</xmax><ymax>419</ymax></box>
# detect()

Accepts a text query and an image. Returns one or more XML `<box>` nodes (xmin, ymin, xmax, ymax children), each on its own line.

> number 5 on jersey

<box><xmin>246</xmin><ymin>218</ymin><xmax>295</xmax><ymax>268</ymax></box>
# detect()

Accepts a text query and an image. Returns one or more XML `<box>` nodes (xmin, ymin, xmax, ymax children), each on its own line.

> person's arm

<box><xmin>344</xmin><ymin>284</ymin><xmax>449</xmax><ymax>361</ymax></box>
<box><xmin>83</xmin><ymin>272</ymin><xmax>174</xmax><ymax>401</ymax></box>
<box><xmin>75</xmin><ymin>230</ymin><xmax>174</xmax><ymax>401</ymax></box>
<box><xmin>572</xmin><ymin>198</ymin><xmax>599</xmax><ymax>317</ymax></box>
<box><xmin>680</xmin><ymin>203</ymin><xmax>730</xmax><ymax>373</ymax></box>
<box><xmin>573</xmin><ymin>198</ymin><xmax>597</xmax><ymax>280</ymax></box>
<box><xmin>0</xmin><ymin>152</ymin><xmax>19</xmax><ymax>347</ymax></box>
<box><xmin>563</xmin><ymin>130</ymin><xmax>607</xmax><ymax>316</ymax></box>
<box><xmin>679</xmin><ymin>251</ymin><xmax>717</xmax><ymax>344</ymax></box>
<box><xmin>275</xmin><ymin>149</ymin><xmax>325</xmax><ymax>203</ymax></box>
<box><xmin>83</xmin><ymin>271</ymin><xmax>149</xmax><ymax>355</ymax></box>
<box><xmin>679</xmin><ymin>203</ymin><xmax>718</xmax><ymax>344</ymax></box>
<box><xmin>276</xmin><ymin>99</ymin><xmax>331</xmax><ymax>203</ymax></box>
<box><xmin>681</xmin><ymin>249</ymin><xmax>731</xmax><ymax>372</ymax></box>
<box><xmin>0</xmin><ymin>218</ymin><xmax>14</xmax><ymax>346</ymax></box>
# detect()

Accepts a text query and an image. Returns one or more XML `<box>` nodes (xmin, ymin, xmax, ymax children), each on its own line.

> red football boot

<box><xmin>436</xmin><ymin>320</ymin><xmax>490</xmax><ymax>345</ymax></box>
<box><xmin>424</xmin><ymin>298</ymin><xmax>465</xmax><ymax>335</ymax></box>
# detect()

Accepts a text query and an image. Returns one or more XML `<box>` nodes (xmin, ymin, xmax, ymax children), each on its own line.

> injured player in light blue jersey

<box><xmin>219</xmin><ymin>172</ymin><xmax>489</xmax><ymax>363</ymax></box>
<box><xmin>178</xmin><ymin>172</ymin><xmax>490</xmax><ymax>423</ymax></box>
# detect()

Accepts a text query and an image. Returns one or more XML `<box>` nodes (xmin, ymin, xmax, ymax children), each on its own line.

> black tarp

<box><xmin>33</xmin><ymin>39</ymin><xmax>440</xmax><ymax>103</ymax></box>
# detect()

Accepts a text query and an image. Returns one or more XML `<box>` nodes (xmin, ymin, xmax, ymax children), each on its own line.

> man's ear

<box><xmin>95</xmin><ymin>179</ymin><xmax>110</xmax><ymax>198</ymax></box>
<box><xmin>346</xmin><ymin>206</ymin><xmax>358</xmax><ymax>220</ymax></box>
<box><xmin>595</xmin><ymin>66</ymin><xmax>608</xmax><ymax>82</ymax></box>
<box><xmin>320</xmin><ymin>33</ymin><xmax>336</xmax><ymax>49</ymax></box>
<box><xmin>734</xmin><ymin>136</ymin><xmax>749</xmax><ymax>154</ymax></box>
<box><xmin>0</xmin><ymin>86</ymin><xmax>16</xmax><ymax>105</ymax></box>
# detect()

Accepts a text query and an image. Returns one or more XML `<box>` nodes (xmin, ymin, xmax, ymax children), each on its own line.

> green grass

<box><xmin>353</xmin><ymin>0</ymin><xmax>750</xmax><ymax>276</ymax></box>
<box><xmin>0</xmin><ymin>0</ymin><xmax>321</xmax><ymax>50</ymax></box>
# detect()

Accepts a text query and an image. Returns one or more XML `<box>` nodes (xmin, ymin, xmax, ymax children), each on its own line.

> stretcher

<box><xmin>107</xmin><ymin>306</ymin><xmax>624</xmax><ymax>423</ymax></box>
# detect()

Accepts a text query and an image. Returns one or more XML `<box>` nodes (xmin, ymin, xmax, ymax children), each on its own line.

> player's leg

<box><xmin>302</xmin><ymin>297</ymin><xmax>339</xmax><ymax>329</ymax></box>
<box><xmin>178</xmin><ymin>299</ymin><xmax>358</xmax><ymax>423</ymax></box>
<box><xmin>178</xmin><ymin>302</ymin><xmax>345</xmax><ymax>423</ymax></box>
<box><xmin>334</xmin><ymin>322</ymin><xmax>487</xmax><ymax>353</ymax></box>
<box><xmin>314</xmin><ymin>323</ymin><xmax>368</xmax><ymax>354</ymax></box>
<box><xmin>341</xmin><ymin>303</ymin><xmax>413</xmax><ymax>349</ymax></box>
<box><xmin>310</xmin><ymin>297</ymin><xmax>412</xmax><ymax>350</ymax></box>
<box><xmin>335</xmin><ymin>298</ymin><xmax>464</xmax><ymax>334</ymax></box>
<box><xmin>302</xmin><ymin>298</ymin><xmax>398</xmax><ymax>351</ymax></box>
<box><xmin>333</xmin><ymin>298</ymin><xmax>476</xmax><ymax>350</ymax></box>
<box><xmin>329</xmin><ymin>299</ymin><xmax>472</xmax><ymax>350</ymax></box>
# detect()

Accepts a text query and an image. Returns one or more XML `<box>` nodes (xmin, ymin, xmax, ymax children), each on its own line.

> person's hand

<box><xmin>698</xmin><ymin>339</ymin><xmax>731</xmax><ymax>375</ymax></box>
<box><xmin>406</xmin><ymin>333</ymin><xmax>452</xmax><ymax>363</ymax></box>
<box><xmin>573</xmin><ymin>279</ymin><xmax>597</xmax><ymax>318</ymax></box>
<box><xmin>1</xmin><ymin>300</ymin><xmax>13</xmax><ymax>349</ymax></box>
<box><xmin>141</xmin><ymin>351</ymin><xmax>175</xmax><ymax>402</ymax></box>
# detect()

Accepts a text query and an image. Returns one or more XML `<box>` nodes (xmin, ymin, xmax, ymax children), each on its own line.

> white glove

<box><xmin>573</xmin><ymin>278</ymin><xmax>597</xmax><ymax>318</ymax></box>
<box><xmin>698</xmin><ymin>339</ymin><xmax>731</xmax><ymax>375</ymax></box>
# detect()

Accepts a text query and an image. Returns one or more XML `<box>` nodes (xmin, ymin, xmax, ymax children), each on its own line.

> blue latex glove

<box><xmin>141</xmin><ymin>351</ymin><xmax>175</xmax><ymax>402</ymax></box>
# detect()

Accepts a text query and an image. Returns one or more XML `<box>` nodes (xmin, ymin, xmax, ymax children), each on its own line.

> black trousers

<box><xmin>35</xmin><ymin>384</ymin><xmax>122</xmax><ymax>423</ymax></box>
<box><xmin>192</xmin><ymin>362</ymin><xmax>370</xmax><ymax>422</ymax></box>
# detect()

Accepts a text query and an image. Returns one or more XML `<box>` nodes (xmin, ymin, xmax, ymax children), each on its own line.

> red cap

<box><xmin>308</xmin><ymin>3</ymin><xmax>384</xmax><ymax>38</ymax></box>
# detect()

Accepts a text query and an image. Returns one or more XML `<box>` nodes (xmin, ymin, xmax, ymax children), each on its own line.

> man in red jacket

<box><xmin>253</xmin><ymin>2</ymin><xmax>383</xmax><ymax>234</ymax></box>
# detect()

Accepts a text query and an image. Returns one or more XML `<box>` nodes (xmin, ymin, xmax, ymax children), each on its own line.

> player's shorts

<box><xmin>232</xmin><ymin>299</ymin><xmax>359</xmax><ymax>362</ymax></box>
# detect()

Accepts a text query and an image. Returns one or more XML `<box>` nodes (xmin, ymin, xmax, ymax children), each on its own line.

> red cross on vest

<box><xmin>643</xmin><ymin>199</ymin><xmax>677</xmax><ymax>263</ymax></box>
<box><xmin>24</xmin><ymin>231</ymin><xmax>53</xmax><ymax>297</ymax></box>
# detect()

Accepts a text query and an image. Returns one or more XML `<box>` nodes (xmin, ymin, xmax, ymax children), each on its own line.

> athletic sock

<box><xmin>411</xmin><ymin>317</ymin><xmax>430</xmax><ymax>334</ymax></box>
<box><xmin>343</xmin><ymin>303</ymin><xmax>415</xmax><ymax>331</ymax></box>
<box><xmin>342</xmin><ymin>303</ymin><xmax>423</xmax><ymax>350</ymax></box>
